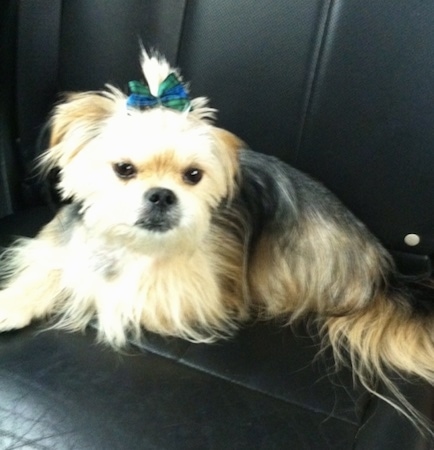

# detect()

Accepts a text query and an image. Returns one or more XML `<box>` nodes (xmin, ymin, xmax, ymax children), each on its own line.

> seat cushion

<box><xmin>0</xmin><ymin>207</ymin><xmax>431</xmax><ymax>449</ymax></box>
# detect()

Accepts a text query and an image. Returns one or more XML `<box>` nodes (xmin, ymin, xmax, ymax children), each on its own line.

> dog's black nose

<box><xmin>145</xmin><ymin>188</ymin><xmax>177</xmax><ymax>208</ymax></box>
<box><xmin>138</xmin><ymin>188</ymin><xmax>180</xmax><ymax>231</ymax></box>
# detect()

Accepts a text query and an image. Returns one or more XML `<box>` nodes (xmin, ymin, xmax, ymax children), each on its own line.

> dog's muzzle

<box><xmin>136</xmin><ymin>187</ymin><xmax>180</xmax><ymax>232</ymax></box>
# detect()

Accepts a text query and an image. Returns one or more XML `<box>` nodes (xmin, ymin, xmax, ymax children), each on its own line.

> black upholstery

<box><xmin>0</xmin><ymin>0</ymin><xmax>433</xmax><ymax>448</ymax></box>
<box><xmin>295</xmin><ymin>0</ymin><xmax>434</xmax><ymax>273</ymax></box>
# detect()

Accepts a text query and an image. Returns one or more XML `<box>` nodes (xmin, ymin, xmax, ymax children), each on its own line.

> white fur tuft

<box><xmin>139</xmin><ymin>49</ymin><xmax>215</xmax><ymax>121</ymax></box>
<box><xmin>139</xmin><ymin>49</ymin><xmax>174</xmax><ymax>96</ymax></box>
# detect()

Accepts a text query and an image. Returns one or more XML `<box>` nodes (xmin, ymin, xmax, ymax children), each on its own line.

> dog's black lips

<box><xmin>135</xmin><ymin>209</ymin><xmax>180</xmax><ymax>232</ymax></box>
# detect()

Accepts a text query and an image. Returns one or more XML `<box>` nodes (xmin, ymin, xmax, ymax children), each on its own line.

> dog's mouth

<box><xmin>135</xmin><ymin>214</ymin><xmax>179</xmax><ymax>232</ymax></box>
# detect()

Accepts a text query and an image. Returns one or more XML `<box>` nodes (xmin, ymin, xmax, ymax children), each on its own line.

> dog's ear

<box><xmin>40</xmin><ymin>91</ymin><xmax>118</xmax><ymax>171</ymax></box>
<box><xmin>211</xmin><ymin>127</ymin><xmax>245</xmax><ymax>197</ymax></box>
<box><xmin>213</xmin><ymin>127</ymin><xmax>245</xmax><ymax>151</ymax></box>
<box><xmin>49</xmin><ymin>92</ymin><xmax>115</xmax><ymax>147</ymax></box>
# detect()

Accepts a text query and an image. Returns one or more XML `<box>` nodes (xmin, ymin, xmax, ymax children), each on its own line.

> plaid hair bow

<box><xmin>126</xmin><ymin>73</ymin><xmax>191</xmax><ymax>112</ymax></box>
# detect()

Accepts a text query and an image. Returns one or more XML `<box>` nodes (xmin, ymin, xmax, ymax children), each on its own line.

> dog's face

<box><xmin>42</xmin><ymin>93</ymin><xmax>240</xmax><ymax>253</ymax></box>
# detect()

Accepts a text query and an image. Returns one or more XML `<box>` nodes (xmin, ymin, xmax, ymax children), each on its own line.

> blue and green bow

<box><xmin>126</xmin><ymin>73</ymin><xmax>191</xmax><ymax>112</ymax></box>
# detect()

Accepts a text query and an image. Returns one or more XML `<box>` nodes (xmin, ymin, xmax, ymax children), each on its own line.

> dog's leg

<box><xmin>0</xmin><ymin>239</ymin><xmax>63</xmax><ymax>331</ymax></box>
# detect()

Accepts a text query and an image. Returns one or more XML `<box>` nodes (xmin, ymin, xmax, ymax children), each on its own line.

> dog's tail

<box><xmin>324</xmin><ymin>279</ymin><xmax>434</xmax><ymax>433</ymax></box>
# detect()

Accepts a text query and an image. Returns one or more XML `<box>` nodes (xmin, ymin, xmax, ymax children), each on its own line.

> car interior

<box><xmin>0</xmin><ymin>1</ymin><xmax>433</xmax><ymax>448</ymax></box>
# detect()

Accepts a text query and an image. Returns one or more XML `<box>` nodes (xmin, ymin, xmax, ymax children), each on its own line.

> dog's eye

<box><xmin>113</xmin><ymin>162</ymin><xmax>137</xmax><ymax>179</ymax></box>
<box><xmin>183</xmin><ymin>168</ymin><xmax>203</xmax><ymax>185</ymax></box>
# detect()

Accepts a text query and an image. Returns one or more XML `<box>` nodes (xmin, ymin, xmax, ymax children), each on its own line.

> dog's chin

<box><xmin>130</xmin><ymin>223</ymin><xmax>200</xmax><ymax>256</ymax></box>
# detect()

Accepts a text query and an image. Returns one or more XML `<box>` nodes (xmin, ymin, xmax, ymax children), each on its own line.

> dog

<box><xmin>0</xmin><ymin>50</ymin><xmax>433</xmax><ymax>432</ymax></box>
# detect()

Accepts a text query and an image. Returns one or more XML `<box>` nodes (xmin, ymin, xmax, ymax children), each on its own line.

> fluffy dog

<box><xmin>0</xmin><ymin>51</ymin><xmax>433</xmax><ymax>431</ymax></box>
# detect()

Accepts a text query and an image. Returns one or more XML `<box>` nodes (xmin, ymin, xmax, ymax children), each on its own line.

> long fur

<box><xmin>1</xmin><ymin>50</ymin><xmax>433</xmax><ymax>433</ymax></box>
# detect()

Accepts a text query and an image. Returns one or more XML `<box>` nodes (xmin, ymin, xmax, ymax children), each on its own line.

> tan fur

<box><xmin>249</xmin><ymin>215</ymin><xmax>388</xmax><ymax>318</ymax></box>
<box><xmin>136</xmin><ymin>150</ymin><xmax>182</xmax><ymax>178</ymax></box>
<box><xmin>210</xmin><ymin>128</ymin><xmax>242</xmax><ymax>199</ymax></box>
<box><xmin>324</xmin><ymin>292</ymin><xmax>434</xmax><ymax>429</ymax></box>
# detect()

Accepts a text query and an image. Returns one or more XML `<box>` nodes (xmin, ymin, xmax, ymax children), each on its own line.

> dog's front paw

<box><xmin>0</xmin><ymin>291</ymin><xmax>33</xmax><ymax>331</ymax></box>
<box><xmin>0</xmin><ymin>308</ymin><xmax>32</xmax><ymax>331</ymax></box>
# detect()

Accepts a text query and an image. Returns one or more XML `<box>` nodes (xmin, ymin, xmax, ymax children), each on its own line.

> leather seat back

<box><xmin>5</xmin><ymin>0</ymin><xmax>434</xmax><ymax>275</ymax></box>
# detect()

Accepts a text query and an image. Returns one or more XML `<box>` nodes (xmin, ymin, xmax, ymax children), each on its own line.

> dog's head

<box><xmin>41</xmin><ymin>51</ymin><xmax>242</xmax><ymax>253</ymax></box>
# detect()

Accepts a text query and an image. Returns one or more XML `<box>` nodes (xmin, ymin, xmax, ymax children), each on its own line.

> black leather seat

<box><xmin>1</xmin><ymin>1</ymin><xmax>433</xmax><ymax>448</ymax></box>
